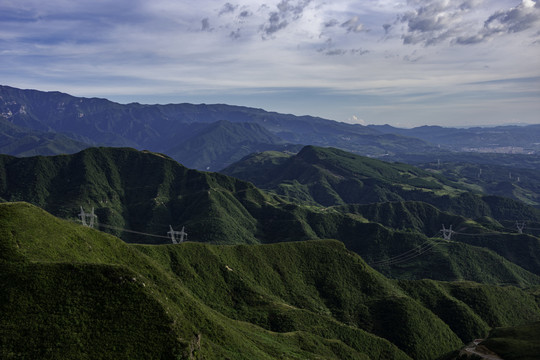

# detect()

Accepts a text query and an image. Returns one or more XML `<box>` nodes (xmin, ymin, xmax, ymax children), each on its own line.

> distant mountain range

<box><xmin>369</xmin><ymin>124</ymin><xmax>540</xmax><ymax>154</ymax></box>
<box><xmin>1</xmin><ymin>84</ymin><xmax>439</xmax><ymax>170</ymax></box>
<box><xmin>2</xmin><ymin>84</ymin><xmax>534</xmax><ymax>171</ymax></box>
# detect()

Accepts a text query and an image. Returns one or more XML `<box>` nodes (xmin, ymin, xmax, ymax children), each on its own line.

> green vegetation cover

<box><xmin>481</xmin><ymin>321</ymin><xmax>540</xmax><ymax>360</ymax></box>
<box><xmin>221</xmin><ymin>146</ymin><xmax>540</xmax><ymax>224</ymax></box>
<box><xmin>1</xmin><ymin>147</ymin><xmax>540</xmax><ymax>288</ymax></box>
<box><xmin>2</xmin><ymin>202</ymin><xmax>540</xmax><ymax>359</ymax></box>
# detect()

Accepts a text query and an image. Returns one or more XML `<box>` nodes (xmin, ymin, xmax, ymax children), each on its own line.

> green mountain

<box><xmin>480</xmin><ymin>321</ymin><xmax>540</xmax><ymax>360</ymax></box>
<box><xmin>2</xmin><ymin>202</ymin><xmax>540</xmax><ymax>359</ymax></box>
<box><xmin>221</xmin><ymin>145</ymin><xmax>463</xmax><ymax>205</ymax></box>
<box><xmin>221</xmin><ymin>146</ymin><xmax>540</xmax><ymax>223</ymax></box>
<box><xmin>1</xmin><ymin>147</ymin><xmax>540</xmax><ymax>287</ymax></box>
<box><xmin>0</xmin><ymin>146</ymin><xmax>281</xmax><ymax>245</ymax></box>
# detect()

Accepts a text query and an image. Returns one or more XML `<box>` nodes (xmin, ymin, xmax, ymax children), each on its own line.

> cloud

<box><xmin>324</xmin><ymin>19</ymin><xmax>339</xmax><ymax>28</ymax></box>
<box><xmin>239</xmin><ymin>10</ymin><xmax>252</xmax><ymax>18</ymax></box>
<box><xmin>261</xmin><ymin>11</ymin><xmax>289</xmax><ymax>36</ymax></box>
<box><xmin>341</xmin><ymin>16</ymin><xmax>368</xmax><ymax>33</ymax></box>
<box><xmin>457</xmin><ymin>0</ymin><xmax>540</xmax><ymax>44</ymax></box>
<box><xmin>201</xmin><ymin>17</ymin><xmax>212</xmax><ymax>31</ymax></box>
<box><xmin>260</xmin><ymin>0</ymin><xmax>312</xmax><ymax>37</ymax></box>
<box><xmin>397</xmin><ymin>1</ymin><xmax>472</xmax><ymax>46</ymax></box>
<box><xmin>397</xmin><ymin>0</ymin><xmax>540</xmax><ymax>46</ymax></box>
<box><xmin>219</xmin><ymin>2</ymin><xmax>238</xmax><ymax>16</ymax></box>
<box><xmin>317</xmin><ymin>37</ymin><xmax>370</xmax><ymax>56</ymax></box>
<box><xmin>229</xmin><ymin>28</ymin><xmax>241</xmax><ymax>39</ymax></box>
<box><xmin>348</xmin><ymin>115</ymin><xmax>366</xmax><ymax>125</ymax></box>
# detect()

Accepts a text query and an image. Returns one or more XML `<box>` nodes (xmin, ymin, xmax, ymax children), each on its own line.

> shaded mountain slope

<box><xmin>165</xmin><ymin>120</ymin><xmax>301</xmax><ymax>171</ymax></box>
<box><xmin>0</xmin><ymin>118</ymin><xmax>91</xmax><ymax>156</ymax></box>
<box><xmin>3</xmin><ymin>202</ymin><xmax>540</xmax><ymax>359</ymax></box>
<box><xmin>0</xmin><ymin>202</ymin><xmax>415</xmax><ymax>359</ymax></box>
<box><xmin>423</xmin><ymin>159</ymin><xmax>540</xmax><ymax>207</ymax></box>
<box><xmin>480</xmin><ymin>321</ymin><xmax>540</xmax><ymax>360</ymax></box>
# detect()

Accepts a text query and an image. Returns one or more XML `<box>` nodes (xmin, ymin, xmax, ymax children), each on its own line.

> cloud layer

<box><xmin>1</xmin><ymin>0</ymin><xmax>539</xmax><ymax>126</ymax></box>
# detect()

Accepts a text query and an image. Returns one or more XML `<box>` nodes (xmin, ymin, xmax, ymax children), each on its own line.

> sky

<box><xmin>1</xmin><ymin>0</ymin><xmax>539</xmax><ymax>127</ymax></box>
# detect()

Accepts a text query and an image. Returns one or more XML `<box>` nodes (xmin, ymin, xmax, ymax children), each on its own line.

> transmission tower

<box><xmin>441</xmin><ymin>224</ymin><xmax>453</xmax><ymax>240</ymax></box>
<box><xmin>515</xmin><ymin>221</ymin><xmax>525</xmax><ymax>234</ymax></box>
<box><xmin>167</xmin><ymin>225</ymin><xmax>187</xmax><ymax>244</ymax></box>
<box><xmin>78</xmin><ymin>206</ymin><xmax>97</xmax><ymax>228</ymax></box>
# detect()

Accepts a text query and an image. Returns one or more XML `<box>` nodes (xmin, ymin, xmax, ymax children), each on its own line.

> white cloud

<box><xmin>0</xmin><ymin>0</ymin><xmax>539</xmax><ymax>126</ymax></box>
<box><xmin>348</xmin><ymin>115</ymin><xmax>366</xmax><ymax>124</ymax></box>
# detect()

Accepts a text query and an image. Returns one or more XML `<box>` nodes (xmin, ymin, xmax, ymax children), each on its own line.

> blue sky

<box><xmin>1</xmin><ymin>0</ymin><xmax>539</xmax><ymax>127</ymax></box>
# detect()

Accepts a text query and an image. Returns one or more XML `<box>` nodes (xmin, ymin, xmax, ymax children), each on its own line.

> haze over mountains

<box><xmin>1</xmin><ymin>85</ymin><xmax>540</xmax><ymax>359</ymax></box>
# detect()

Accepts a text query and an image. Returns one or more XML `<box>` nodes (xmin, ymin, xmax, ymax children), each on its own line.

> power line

<box><xmin>369</xmin><ymin>238</ymin><xmax>446</xmax><ymax>267</ymax></box>
<box><xmin>369</xmin><ymin>241</ymin><xmax>444</xmax><ymax>267</ymax></box>
<box><xmin>98</xmin><ymin>223</ymin><xmax>170</xmax><ymax>239</ymax></box>
<box><xmin>452</xmin><ymin>231</ymin><xmax>506</xmax><ymax>237</ymax></box>
<box><xmin>72</xmin><ymin>214</ymin><xmax>182</xmax><ymax>243</ymax></box>
<box><xmin>368</xmin><ymin>238</ymin><xmax>434</xmax><ymax>265</ymax></box>
<box><xmin>367</xmin><ymin>221</ymin><xmax>540</xmax><ymax>268</ymax></box>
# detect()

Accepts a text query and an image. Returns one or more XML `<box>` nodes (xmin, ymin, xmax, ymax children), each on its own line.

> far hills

<box><xmin>0</xmin><ymin>84</ymin><xmax>434</xmax><ymax>170</ymax></box>
<box><xmin>3</xmin><ymin>84</ymin><xmax>539</xmax><ymax>173</ymax></box>
<box><xmin>1</xmin><ymin>146</ymin><xmax>540</xmax><ymax>288</ymax></box>
<box><xmin>369</xmin><ymin>124</ymin><xmax>540</xmax><ymax>154</ymax></box>
<box><xmin>2</xmin><ymin>202</ymin><xmax>540</xmax><ymax>359</ymax></box>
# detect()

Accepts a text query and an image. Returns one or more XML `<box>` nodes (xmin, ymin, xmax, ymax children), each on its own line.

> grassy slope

<box><xmin>480</xmin><ymin>321</ymin><xmax>540</xmax><ymax>360</ymax></box>
<box><xmin>0</xmin><ymin>202</ymin><xmax>411</xmax><ymax>359</ymax></box>
<box><xmin>257</xmin><ymin>203</ymin><xmax>540</xmax><ymax>287</ymax></box>
<box><xmin>136</xmin><ymin>241</ymin><xmax>465</xmax><ymax>360</ymax></box>
<box><xmin>421</xmin><ymin>161</ymin><xmax>540</xmax><ymax>207</ymax></box>
<box><xmin>0</xmin><ymin>204</ymin><xmax>540</xmax><ymax>359</ymax></box>
<box><xmin>2</xmin><ymin>202</ymin><xmax>540</xmax><ymax>359</ymax></box>
<box><xmin>398</xmin><ymin>280</ymin><xmax>540</xmax><ymax>342</ymax></box>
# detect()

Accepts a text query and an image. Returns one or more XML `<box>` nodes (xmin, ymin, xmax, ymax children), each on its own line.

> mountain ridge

<box><xmin>2</xmin><ymin>146</ymin><xmax>540</xmax><ymax>288</ymax></box>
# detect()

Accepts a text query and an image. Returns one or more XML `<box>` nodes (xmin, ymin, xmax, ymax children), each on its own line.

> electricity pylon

<box><xmin>441</xmin><ymin>224</ymin><xmax>453</xmax><ymax>240</ymax></box>
<box><xmin>78</xmin><ymin>206</ymin><xmax>97</xmax><ymax>228</ymax></box>
<box><xmin>168</xmin><ymin>225</ymin><xmax>187</xmax><ymax>244</ymax></box>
